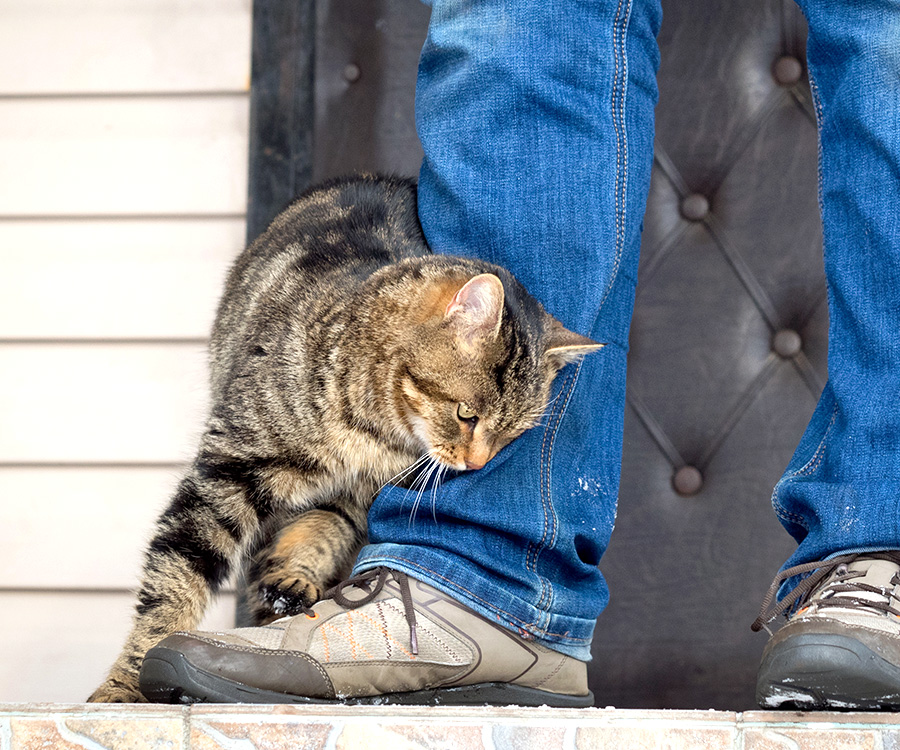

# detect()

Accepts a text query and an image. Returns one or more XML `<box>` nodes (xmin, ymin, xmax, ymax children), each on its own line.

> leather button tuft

<box><xmin>772</xmin><ymin>329</ymin><xmax>802</xmax><ymax>358</ymax></box>
<box><xmin>673</xmin><ymin>466</ymin><xmax>703</xmax><ymax>496</ymax></box>
<box><xmin>773</xmin><ymin>56</ymin><xmax>803</xmax><ymax>86</ymax></box>
<box><xmin>680</xmin><ymin>193</ymin><xmax>709</xmax><ymax>221</ymax></box>
<box><xmin>343</xmin><ymin>63</ymin><xmax>361</xmax><ymax>83</ymax></box>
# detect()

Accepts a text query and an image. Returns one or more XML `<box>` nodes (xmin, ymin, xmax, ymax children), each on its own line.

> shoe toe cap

<box><xmin>152</xmin><ymin>633</ymin><xmax>336</xmax><ymax>700</ymax></box>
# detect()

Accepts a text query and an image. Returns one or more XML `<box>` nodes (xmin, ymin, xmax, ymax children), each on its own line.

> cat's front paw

<box><xmin>88</xmin><ymin>679</ymin><xmax>147</xmax><ymax>703</ymax></box>
<box><xmin>255</xmin><ymin>577</ymin><xmax>322</xmax><ymax>622</ymax></box>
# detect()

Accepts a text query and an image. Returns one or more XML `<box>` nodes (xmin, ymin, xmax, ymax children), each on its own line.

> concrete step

<box><xmin>3</xmin><ymin>704</ymin><xmax>900</xmax><ymax>749</ymax></box>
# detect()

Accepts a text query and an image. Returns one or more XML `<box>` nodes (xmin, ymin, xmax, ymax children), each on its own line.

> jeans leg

<box><xmin>772</xmin><ymin>0</ymin><xmax>900</xmax><ymax>571</ymax></box>
<box><xmin>354</xmin><ymin>0</ymin><xmax>661</xmax><ymax>659</ymax></box>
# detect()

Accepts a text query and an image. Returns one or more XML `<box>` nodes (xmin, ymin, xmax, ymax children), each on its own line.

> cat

<box><xmin>88</xmin><ymin>174</ymin><xmax>602</xmax><ymax>702</ymax></box>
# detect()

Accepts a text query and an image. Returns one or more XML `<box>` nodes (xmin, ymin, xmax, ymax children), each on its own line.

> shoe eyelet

<box><xmin>305</xmin><ymin>611</ymin><xmax>320</xmax><ymax>620</ymax></box>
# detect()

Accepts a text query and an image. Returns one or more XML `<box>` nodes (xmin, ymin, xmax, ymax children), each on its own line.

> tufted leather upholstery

<box><xmin>249</xmin><ymin>0</ymin><xmax>826</xmax><ymax>709</ymax></box>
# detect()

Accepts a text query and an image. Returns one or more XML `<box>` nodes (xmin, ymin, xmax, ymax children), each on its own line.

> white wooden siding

<box><xmin>0</xmin><ymin>343</ymin><xmax>209</xmax><ymax>463</ymax></box>
<box><xmin>0</xmin><ymin>0</ymin><xmax>252</xmax><ymax>703</ymax></box>
<box><xmin>0</xmin><ymin>467</ymin><xmax>181</xmax><ymax>590</ymax></box>
<box><xmin>0</xmin><ymin>592</ymin><xmax>238</xmax><ymax>704</ymax></box>
<box><xmin>0</xmin><ymin>219</ymin><xmax>241</xmax><ymax>339</ymax></box>
<box><xmin>0</xmin><ymin>98</ymin><xmax>249</xmax><ymax>217</ymax></box>
<box><xmin>0</xmin><ymin>0</ymin><xmax>252</xmax><ymax>95</ymax></box>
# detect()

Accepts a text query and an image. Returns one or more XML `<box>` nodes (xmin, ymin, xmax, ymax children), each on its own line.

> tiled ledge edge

<box><xmin>3</xmin><ymin>703</ymin><xmax>900</xmax><ymax>749</ymax></box>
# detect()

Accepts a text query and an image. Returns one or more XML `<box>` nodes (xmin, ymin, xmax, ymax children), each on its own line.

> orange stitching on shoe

<box><xmin>346</xmin><ymin>613</ymin><xmax>359</xmax><ymax>659</ymax></box>
<box><xmin>377</xmin><ymin>601</ymin><xmax>391</xmax><ymax>660</ymax></box>
<box><xmin>355</xmin><ymin>607</ymin><xmax>415</xmax><ymax>659</ymax></box>
<box><xmin>321</xmin><ymin>621</ymin><xmax>369</xmax><ymax>660</ymax></box>
<box><xmin>332</xmin><ymin>613</ymin><xmax>373</xmax><ymax>661</ymax></box>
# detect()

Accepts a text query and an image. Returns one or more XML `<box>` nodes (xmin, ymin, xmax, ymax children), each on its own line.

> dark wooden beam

<box><xmin>246</xmin><ymin>0</ymin><xmax>316</xmax><ymax>244</ymax></box>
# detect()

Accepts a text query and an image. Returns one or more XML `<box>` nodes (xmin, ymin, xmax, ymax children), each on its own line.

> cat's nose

<box><xmin>465</xmin><ymin>459</ymin><xmax>485</xmax><ymax>471</ymax></box>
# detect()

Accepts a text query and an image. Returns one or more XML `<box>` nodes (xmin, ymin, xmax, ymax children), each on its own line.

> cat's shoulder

<box><xmin>252</xmin><ymin>173</ymin><xmax>427</xmax><ymax>266</ymax></box>
<box><xmin>285</xmin><ymin>173</ymin><xmax>419</xmax><ymax>229</ymax></box>
<box><xmin>294</xmin><ymin>173</ymin><xmax>417</xmax><ymax>207</ymax></box>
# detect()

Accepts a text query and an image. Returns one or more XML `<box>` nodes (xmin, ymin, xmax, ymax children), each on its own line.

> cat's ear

<box><xmin>444</xmin><ymin>273</ymin><xmax>505</xmax><ymax>346</ymax></box>
<box><xmin>545</xmin><ymin>319</ymin><xmax>605</xmax><ymax>369</ymax></box>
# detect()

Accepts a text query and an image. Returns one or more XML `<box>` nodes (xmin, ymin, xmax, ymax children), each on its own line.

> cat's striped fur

<box><xmin>89</xmin><ymin>174</ymin><xmax>601</xmax><ymax>702</ymax></box>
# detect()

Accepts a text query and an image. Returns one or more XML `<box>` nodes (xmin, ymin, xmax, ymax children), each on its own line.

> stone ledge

<box><xmin>2</xmin><ymin>704</ymin><xmax>900</xmax><ymax>749</ymax></box>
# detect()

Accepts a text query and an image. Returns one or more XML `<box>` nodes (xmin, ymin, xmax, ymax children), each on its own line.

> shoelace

<box><xmin>317</xmin><ymin>567</ymin><xmax>419</xmax><ymax>655</ymax></box>
<box><xmin>751</xmin><ymin>550</ymin><xmax>900</xmax><ymax>635</ymax></box>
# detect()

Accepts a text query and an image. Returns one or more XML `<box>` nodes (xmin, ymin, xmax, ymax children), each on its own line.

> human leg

<box><xmin>354</xmin><ymin>0</ymin><xmax>662</xmax><ymax>660</ymax></box>
<box><xmin>755</xmin><ymin>0</ymin><xmax>900</xmax><ymax>709</ymax></box>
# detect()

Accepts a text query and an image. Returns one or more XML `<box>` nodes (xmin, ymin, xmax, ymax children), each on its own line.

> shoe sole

<box><xmin>140</xmin><ymin>645</ymin><xmax>594</xmax><ymax>708</ymax></box>
<box><xmin>757</xmin><ymin>632</ymin><xmax>900</xmax><ymax>710</ymax></box>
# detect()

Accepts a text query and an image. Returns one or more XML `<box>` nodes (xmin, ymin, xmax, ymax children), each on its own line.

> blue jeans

<box><xmin>772</xmin><ymin>0</ymin><xmax>900</xmax><ymax>575</ymax></box>
<box><xmin>356</xmin><ymin>0</ymin><xmax>900</xmax><ymax>660</ymax></box>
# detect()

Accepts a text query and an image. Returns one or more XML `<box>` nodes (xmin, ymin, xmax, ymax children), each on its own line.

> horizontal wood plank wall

<box><xmin>0</xmin><ymin>592</ymin><xmax>238</xmax><ymax>704</ymax></box>
<box><xmin>0</xmin><ymin>0</ymin><xmax>252</xmax><ymax>95</ymax></box>
<box><xmin>0</xmin><ymin>220</ymin><xmax>243</xmax><ymax>339</ymax></box>
<box><xmin>0</xmin><ymin>0</ymin><xmax>252</xmax><ymax>703</ymax></box>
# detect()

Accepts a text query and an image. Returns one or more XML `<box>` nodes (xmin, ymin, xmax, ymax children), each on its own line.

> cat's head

<box><xmin>395</xmin><ymin>270</ymin><xmax>603</xmax><ymax>471</ymax></box>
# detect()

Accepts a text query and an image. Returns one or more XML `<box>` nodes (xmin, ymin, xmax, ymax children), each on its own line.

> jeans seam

<box><xmin>793</xmin><ymin>403</ymin><xmax>837</xmax><ymax>478</ymax></box>
<box><xmin>772</xmin><ymin>402</ymin><xmax>838</xmax><ymax>528</ymax></box>
<box><xmin>531</xmin><ymin>367</ymin><xmax>575</xmax><ymax>615</ymax></box>
<box><xmin>533</xmin><ymin>365</ymin><xmax>582</xmax><ymax>625</ymax></box>
<box><xmin>547</xmin><ymin>373</ymin><xmax>582</xmax><ymax>558</ymax></box>
<box><xmin>371</xmin><ymin>554</ymin><xmax>593</xmax><ymax>642</ymax></box>
<box><xmin>527</xmin><ymin>0</ymin><xmax>633</xmax><ymax>630</ymax></box>
<box><xmin>529</xmin><ymin>382</ymin><xmax>557</xmax><ymax>612</ymax></box>
<box><xmin>544</xmin><ymin>362</ymin><xmax>585</xmax><ymax>607</ymax></box>
<box><xmin>808</xmin><ymin>69</ymin><xmax>826</xmax><ymax>219</ymax></box>
<box><xmin>587</xmin><ymin>0</ymin><xmax>633</xmax><ymax>335</ymax></box>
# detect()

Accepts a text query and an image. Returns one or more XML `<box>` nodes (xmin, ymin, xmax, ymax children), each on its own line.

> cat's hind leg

<box><xmin>246</xmin><ymin>501</ymin><xmax>367</xmax><ymax>625</ymax></box>
<box><xmin>89</xmin><ymin>455</ymin><xmax>276</xmax><ymax>702</ymax></box>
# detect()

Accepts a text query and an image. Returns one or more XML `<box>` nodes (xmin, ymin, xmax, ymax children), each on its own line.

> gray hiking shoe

<box><xmin>139</xmin><ymin>567</ymin><xmax>593</xmax><ymax>707</ymax></box>
<box><xmin>754</xmin><ymin>551</ymin><xmax>900</xmax><ymax>710</ymax></box>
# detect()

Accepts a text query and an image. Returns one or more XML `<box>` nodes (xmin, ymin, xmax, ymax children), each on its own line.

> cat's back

<box><xmin>247</xmin><ymin>174</ymin><xmax>426</xmax><ymax>277</ymax></box>
<box><xmin>210</xmin><ymin>175</ymin><xmax>427</xmax><ymax>371</ymax></box>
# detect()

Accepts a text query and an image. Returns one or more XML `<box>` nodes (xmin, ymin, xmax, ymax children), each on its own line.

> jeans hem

<box><xmin>353</xmin><ymin>544</ymin><xmax>596</xmax><ymax>662</ymax></box>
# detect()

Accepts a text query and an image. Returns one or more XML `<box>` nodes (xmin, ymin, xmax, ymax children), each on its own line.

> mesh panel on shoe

<box><xmin>306</xmin><ymin>598</ymin><xmax>471</xmax><ymax>665</ymax></box>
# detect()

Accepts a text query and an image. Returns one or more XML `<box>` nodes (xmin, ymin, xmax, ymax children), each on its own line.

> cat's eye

<box><xmin>457</xmin><ymin>403</ymin><xmax>478</xmax><ymax>423</ymax></box>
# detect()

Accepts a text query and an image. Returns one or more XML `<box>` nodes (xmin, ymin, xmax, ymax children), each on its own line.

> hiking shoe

<box><xmin>139</xmin><ymin>567</ymin><xmax>593</xmax><ymax>707</ymax></box>
<box><xmin>753</xmin><ymin>551</ymin><xmax>900</xmax><ymax>710</ymax></box>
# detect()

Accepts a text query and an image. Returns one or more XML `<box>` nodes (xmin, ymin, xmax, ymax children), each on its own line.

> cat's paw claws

<box><xmin>257</xmin><ymin>578</ymin><xmax>321</xmax><ymax>617</ymax></box>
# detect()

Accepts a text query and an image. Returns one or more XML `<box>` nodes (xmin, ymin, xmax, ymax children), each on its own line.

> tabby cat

<box><xmin>89</xmin><ymin>174</ymin><xmax>602</xmax><ymax>702</ymax></box>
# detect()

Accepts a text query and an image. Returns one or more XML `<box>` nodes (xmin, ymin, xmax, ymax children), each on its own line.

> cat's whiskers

<box><xmin>374</xmin><ymin>452</ymin><xmax>431</xmax><ymax>499</ymax></box>
<box><xmin>399</xmin><ymin>455</ymin><xmax>434</xmax><ymax>519</ymax></box>
<box><xmin>520</xmin><ymin>392</ymin><xmax>565</xmax><ymax>428</ymax></box>
<box><xmin>407</xmin><ymin>452</ymin><xmax>442</xmax><ymax>527</ymax></box>
<box><xmin>430</xmin><ymin>463</ymin><xmax>449</xmax><ymax>523</ymax></box>
<box><xmin>414</xmin><ymin>458</ymin><xmax>441</xmax><ymax>525</ymax></box>
<box><xmin>538</xmin><ymin>389</ymin><xmax>564</xmax><ymax>414</ymax></box>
